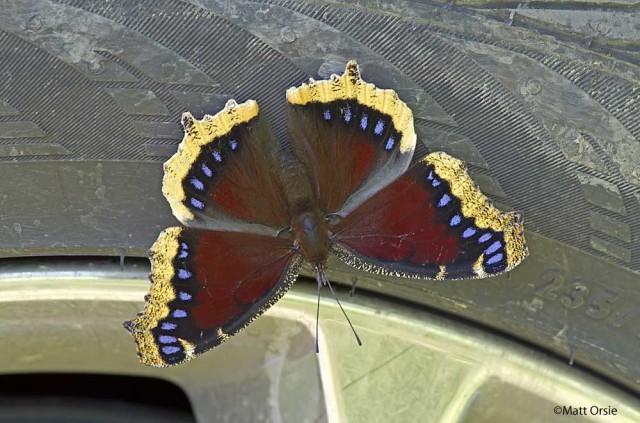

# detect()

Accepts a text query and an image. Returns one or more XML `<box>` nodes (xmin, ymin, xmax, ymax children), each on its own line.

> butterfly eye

<box><xmin>324</xmin><ymin>213</ymin><xmax>342</xmax><ymax>227</ymax></box>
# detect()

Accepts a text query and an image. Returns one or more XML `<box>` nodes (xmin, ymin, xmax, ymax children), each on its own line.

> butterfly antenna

<box><xmin>315</xmin><ymin>268</ymin><xmax>322</xmax><ymax>354</ymax></box>
<box><xmin>317</xmin><ymin>267</ymin><xmax>362</xmax><ymax>347</ymax></box>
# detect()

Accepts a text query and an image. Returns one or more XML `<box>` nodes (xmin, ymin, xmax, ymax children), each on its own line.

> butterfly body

<box><xmin>280</xmin><ymin>152</ymin><xmax>332</xmax><ymax>265</ymax></box>
<box><xmin>125</xmin><ymin>61</ymin><xmax>529</xmax><ymax>367</ymax></box>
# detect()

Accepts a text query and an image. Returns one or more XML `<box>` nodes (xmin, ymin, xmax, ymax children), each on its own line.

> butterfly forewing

<box><xmin>164</xmin><ymin>100</ymin><xmax>290</xmax><ymax>233</ymax></box>
<box><xmin>125</xmin><ymin>227</ymin><xmax>301</xmax><ymax>366</ymax></box>
<box><xmin>286</xmin><ymin>61</ymin><xmax>416</xmax><ymax>216</ymax></box>
<box><xmin>332</xmin><ymin>152</ymin><xmax>528</xmax><ymax>280</ymax></box>
<box><xmin>126</xmin><ymin>99</ymin><xmax>302</xmax><ymax>366</ymax></box>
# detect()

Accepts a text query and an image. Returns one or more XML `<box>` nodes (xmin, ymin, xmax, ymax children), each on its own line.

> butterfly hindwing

<box><xmin>286</xmin><ymin>61</ymin><xmax>416</xmax><ymax>216</ymax></box>
<box><xmin>124</xmin><ymin>227</ymin><xmax>301</xmax><ymax>367</ymax></box>
<box><xmin>332</xmin><ymin>152</ymin><xmax>528</xmax><ymax>280</ymax></box>
<box><xmin>163</xmin><ymin>99</ymin><xmax>290</xmax><ymax>233</ymax></box>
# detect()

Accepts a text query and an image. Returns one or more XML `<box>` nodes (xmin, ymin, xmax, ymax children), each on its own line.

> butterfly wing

<box><xmin>127</xmin><ymin>100</ymin><xmax>300</xmax><ymax>366</ymax></box>
<box><xmin>164</xmin><ymin>99</ymin><xmax>289</xmax><ymax>234</ymax></box>
<box><xmin>286</xmin><ymin>61</ymin><xmax>416</xmax><ymax>216</ymax></box>
<box><xmin>332</xmin><ymin>152</ymin><xmax>528</xmax><ymax>280</ymax></box>
<box><xmin>125</xmin><ymin>227</ymin><xmax>302</xmax><ymax>367</ymax></box>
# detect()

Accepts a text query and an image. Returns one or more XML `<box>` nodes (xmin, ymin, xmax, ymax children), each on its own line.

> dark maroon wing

<box><xmin>124</xmin><ymin>227</ymin><xmax>301</xmax><ymax>367</ymax></box>
<box><xmin>163</xmin><ymin>99</ymin><xmax>290</xmax><ymax>234</ymax></box>
<box><xmin>125</xmin><ymin>100</ymin><xmax>297</xmax><ymax>366</ymax></box>
<box><xmin>286</xmin><ymin>61</ymin><xmax>416</xmax><ymax>216</ymax></box>
<box><xmin>332</xmin><ymin>153</ymin><xmax>528</xmax><ymax>280</ymax></box>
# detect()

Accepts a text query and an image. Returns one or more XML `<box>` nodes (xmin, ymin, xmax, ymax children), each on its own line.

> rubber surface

<box><xmin>0</xmin><ymin>0</ymin><xmax>638</xmax><ymax>393</ymax></box>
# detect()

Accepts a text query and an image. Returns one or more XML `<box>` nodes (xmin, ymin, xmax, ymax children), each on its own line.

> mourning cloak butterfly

<box><xmin>124</xmin><ymin>61</ymin><xmax>528</xmax><ymax>366</ymax></box>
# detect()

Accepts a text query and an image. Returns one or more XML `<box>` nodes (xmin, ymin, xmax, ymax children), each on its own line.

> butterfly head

<box><xmin>291</xmin><ymin>210</ymin><xmax>331</xmax><ymax>265</ymax></box>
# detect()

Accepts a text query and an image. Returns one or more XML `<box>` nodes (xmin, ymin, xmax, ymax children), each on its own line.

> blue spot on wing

<box><xmin>450</xmin><ymin>214</ymin><xmax>461</xmax><ymax>226</ymax></box>
<box><xmin>178</xmin><ymin>242</ymin><xmax>189</xmax><ymax>258</ymax></box>
<box><xmin>190</xmin><ymin>178</ymin><xmax>204</xmax><ymax>191</ymax></box>
<box><xmin>462</xmin><ymin>227</ymin><xmax>477</xmax><ymax>238</ymax></box>
<box><xmin>432</xmin><ymin>178</ymin><xmax>441</xmax><ymax>187</ymax></box>
<box><xmin>177</xmin><ymin>269</ymin><xmax>192</xmax><ymax>279</ymax></box>
<box><xmin>385</xmin><ymin>136</ymin><xmax>395</xmax><ymax>151</ymax></box>
<box><xmin>323</xmin><ymin>109</ymin><xmax>331</xmax><ymax>120</ymax></box>
<box><xmin>161</xmin><ymin>322</ymin><xmax>177</xmax><ymax>330</ymax></box>
<box><xmin>360</xmin><ymin>113</ymin><xmax>368</xmax><ymax>130</ymax></box>
<box><xmin>162</xmin><ymin>346</ymin><xmax>181</xmax><ymax>355</ymax></box>
<box><xmin>190</xmin><ymin>198</ymin><xmax>204</xmax><ymax>210</ymax></box>
<box><xmin>179</xmin><ymin>291</ymin><xmax>192</xmax><ymax>301</ymax></box>
<box><xmin>212</xmin><ymin>150</ymin><xmax>222</xmax><ymax>162</ymax></box>
<box><xmin>229</xmin><ymin>139</ymin><xmax>238</xmax><ymax>150</ymax></box>
<box><xmin>173</xmin><ymin>309</ymin><xmax>187</xmax><ymax>318</ymax></box>
<box><xmin>478</xmin><ymin>233</ymin><xmax>492</xmax><ymax>243</ymax></box>
<box><xmin>488</xmin><ymin>261</ymin><xmax>507</xmax><ymax>273</ymax></box>
<box><xmin>201</xmin><ymin>163</ymin><xmax>212</xmax><ymax>178</ymax></box>
<box><xmin>486</xmin><ymin>252</ymin><xmax>504</xmax><ymax>265</ymax></box>
<box><xmin>159</xmin><ymin>335</ymin><xmax>177</xmax><ymax>344</ymax></box>
<box><xmin>485</xmin><ymin>240</ymin><xmax>502</xmax><ymax>255</ymax></box>
<box><xmin>438</xmin><ymin>194</ymin><xmax>451</xmax><ymax>208</ymax></box>
<box><xmin>344</xmin><ymin>105</ymin><xmax>352</xmax><ymax>122</ymax></box>
<box><xmin>374</xmin><ymin>119</ymin><xmax>385</xmax><ymax>135</ymax></box>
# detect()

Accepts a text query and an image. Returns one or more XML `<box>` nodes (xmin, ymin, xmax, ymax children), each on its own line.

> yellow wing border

<box><xmin>124</xmin><ymin>227</ymin><xmax>188</xmax><ymax>367</ymax></box>
<box><xmin>424</xmin><ymin>152</ymin><xmax>528</xmax><ymax>270</ymax></box>
<box><xmin>162</xmin><ymin>99</ymin><xmax>260</xmax><ymax>224</ymax></box>
<box><xmin>286</xmin><ymin>60</ymin><xmax>416</xmax><ymax>155</ymax></box>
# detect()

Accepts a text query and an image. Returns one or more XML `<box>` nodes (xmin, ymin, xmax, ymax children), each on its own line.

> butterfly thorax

<box><xmin>281</xmin><ymin>153</ymin><xmax>331</xmax><ymax>264</ymax></box>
